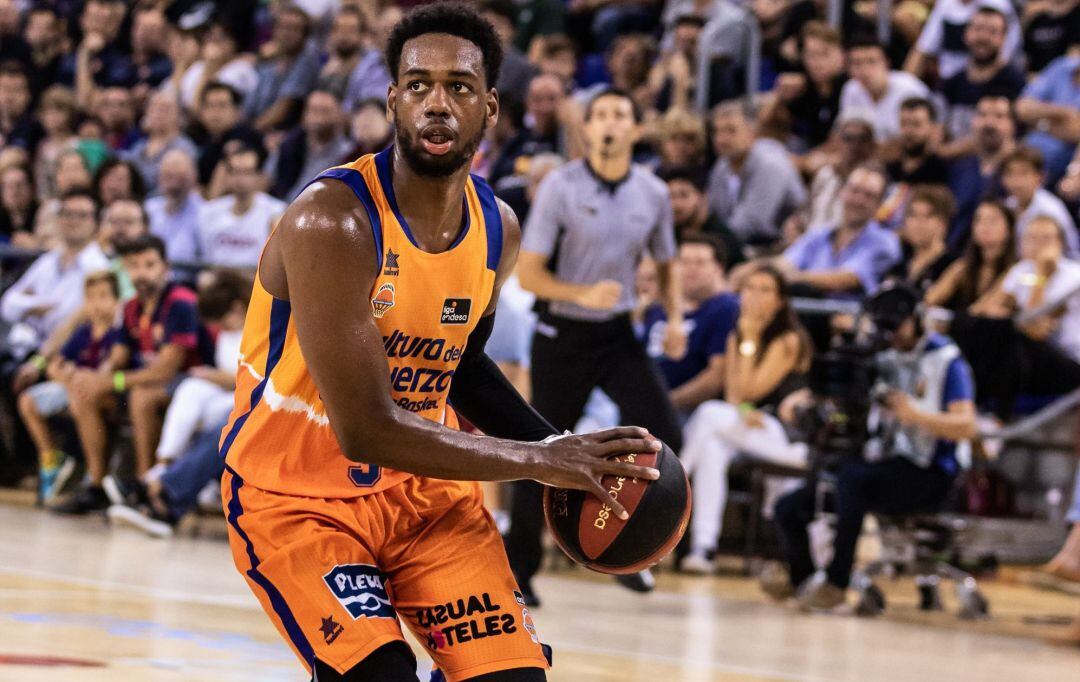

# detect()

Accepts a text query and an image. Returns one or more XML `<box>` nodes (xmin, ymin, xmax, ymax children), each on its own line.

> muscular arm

<box><xmin>448</xmin><ymin>201</ymin><xmax>559</xmax><ymax>441</ymax></box>
<box><xmin>266</xmin><ymin>182</ymin><xmax>657</xmax><ymax>507</ymax></box>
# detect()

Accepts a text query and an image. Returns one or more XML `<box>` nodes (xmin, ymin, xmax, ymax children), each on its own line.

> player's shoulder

<box><xmin>280</xmin><ymin>178</ymin><xmax>377</xmax><ymax>243</ymax></box>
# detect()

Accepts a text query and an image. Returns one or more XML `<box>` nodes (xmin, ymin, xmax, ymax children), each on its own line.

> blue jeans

<box><xmin>159</xmin><ymin>421</ymin><xmax>227</xmax><ymax>518</ymax></box>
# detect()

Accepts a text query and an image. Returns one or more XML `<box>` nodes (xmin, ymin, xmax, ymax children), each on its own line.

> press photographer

<box><xmin>766</xmin><ymin>284</ymin><xmax>978</xmax><ymax>611</ymax></box>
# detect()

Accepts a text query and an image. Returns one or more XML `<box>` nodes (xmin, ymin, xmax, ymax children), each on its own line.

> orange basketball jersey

<box><xmin>220</xmin><ymin>148</ymin><xmax>502</xmax><ymax>498</ymax></box>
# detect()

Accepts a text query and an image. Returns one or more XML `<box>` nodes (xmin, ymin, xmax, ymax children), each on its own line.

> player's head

<box><xmin>385</xmin><ymin>3</ymin><xmax>502</xmax><ymax>177</ymax></box>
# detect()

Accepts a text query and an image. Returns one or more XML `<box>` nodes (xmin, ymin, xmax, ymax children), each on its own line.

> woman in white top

<box><xmin>680</xmin><ymin>264</ymin><xmax>814</xmax><ymax>574</ymax></box>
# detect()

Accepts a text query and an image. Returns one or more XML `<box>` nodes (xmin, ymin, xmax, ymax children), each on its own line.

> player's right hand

<box><xmin>532</xmin><ymin>426</ymin><xmax>661</xmax><ymax>520</ymax></box>
<box><xmin>576</xmin><ymin>280</ymin><xmax>623</xmax><ymax>310</ymax></box>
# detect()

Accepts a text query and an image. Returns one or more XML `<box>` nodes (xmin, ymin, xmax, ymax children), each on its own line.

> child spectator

<box><xmin>18</xmin><ymin>271</ymin><xmax>119</xmax><ymax>503</ymax></box>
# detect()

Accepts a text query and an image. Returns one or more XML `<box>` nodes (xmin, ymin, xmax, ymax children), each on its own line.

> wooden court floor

<box><xmin>1</xmin><ymin>498</ymin><xmax>1079</xmax><ymax>682</ymax></box>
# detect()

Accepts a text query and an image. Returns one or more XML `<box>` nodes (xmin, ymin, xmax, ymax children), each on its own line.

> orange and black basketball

<box><xmin>543</xmin><ymin>443</ymin><xmax>690</xmax><ymax>575</ymax></box>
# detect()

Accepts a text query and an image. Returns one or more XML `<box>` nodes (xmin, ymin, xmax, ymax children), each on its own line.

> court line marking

<box><xmin>0</xmin><ymin>566</ymin><xmax>258</xmax><ymax>609</ymax></box>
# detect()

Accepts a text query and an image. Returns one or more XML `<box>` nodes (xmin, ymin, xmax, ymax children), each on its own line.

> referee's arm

<box><xmin>515</xmin><ymin>170</ymin><xmax>621</xmax><ymax>310</ymax></box>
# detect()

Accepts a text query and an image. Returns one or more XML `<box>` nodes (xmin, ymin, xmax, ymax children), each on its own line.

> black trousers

<box><xmin>773</xmin><ymin>457</ymin><xmax>953</xmax><ymax>589</ymax></box>
<box><xmin>505</xmin><ymin>314</ymin><xmax>683</xmax><ymax>587</ymax></box>
<box><xmin>950</xmin><ymin>313</ymin><xmax>1080</xmax><ymax>418</ymax></box>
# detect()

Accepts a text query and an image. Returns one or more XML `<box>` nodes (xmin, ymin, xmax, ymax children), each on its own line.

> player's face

<box><xmin>389</xmin><ymin>33</ymin><xmax>498</xmax><ymax>178</ymax></box>
<box><xmin>123</xmin><ymin>249</ymin><xmax>169</xmax><ymax>300</ymax></box>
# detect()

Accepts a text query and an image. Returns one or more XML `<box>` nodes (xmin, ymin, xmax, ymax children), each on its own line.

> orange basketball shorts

<box><xmin>221</xmin><ymin>467</ymin><xmax>550</xmax><ymax>680</ymax></box>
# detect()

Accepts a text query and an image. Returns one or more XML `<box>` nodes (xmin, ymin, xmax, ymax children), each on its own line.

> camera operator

<box><xmin>767</xmin><ymin>284</ymin><xmax>978</xmax><ymax>611</ymax></box>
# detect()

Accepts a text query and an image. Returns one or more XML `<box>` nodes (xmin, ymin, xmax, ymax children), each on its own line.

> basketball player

<box><xmin>219</xmin><ymin>5</ymin><xmax>661</xmax><ymax>681</ymax></box>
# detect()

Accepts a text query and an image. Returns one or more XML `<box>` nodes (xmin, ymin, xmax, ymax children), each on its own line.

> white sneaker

<box><xmin>680</xmin><ymin>551</ymin><xmax>715</xmax><ymax>575</ymax></box>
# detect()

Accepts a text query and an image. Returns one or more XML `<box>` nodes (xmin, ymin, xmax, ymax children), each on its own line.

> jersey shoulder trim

<box><xmin>470</xmin><ymin>173</ymin><xmax>503</xmax><ymax>272</ymax></box>
<box><xmin>309</xmin><ymin>167</ymin><xmax>384</xmax><ymax>272</ymax></box>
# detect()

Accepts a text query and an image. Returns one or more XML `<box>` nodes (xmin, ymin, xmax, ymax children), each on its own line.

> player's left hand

<box><xmin>662</xmin><ymin>318</ymin><xmax>688</xmax><ymax>360</ymax></box>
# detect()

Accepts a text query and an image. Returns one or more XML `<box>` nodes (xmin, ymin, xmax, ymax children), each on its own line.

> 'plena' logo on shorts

<box><xmin>322</xmin><ymin>565</ymin><xmax>396</xmax><ymax>620</ymax></box>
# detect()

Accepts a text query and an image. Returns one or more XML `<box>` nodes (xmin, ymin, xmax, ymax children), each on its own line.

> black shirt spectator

<box><xmin>886</xmin><ymin>98</ymin><xmax>949</xmax><ymax>187</ymax></box>
<box><xmin>23</xmin><ymin>7</ymin><xmax>68</xmax><ymax>96</ymax></box>
<box><xmin>0</xmin><ymin>62</ymin><xmax>43</xmax><ymax>152</ymax></box>
<box><xmin>941</xmin><ymin>7</ymin><xmax>1025</xmax><ymax>143</ymax></box>
<box><xmin>1024</xmin><ymin>0</ymin><xmax>1080</xmax><ymax>73</ymax></box>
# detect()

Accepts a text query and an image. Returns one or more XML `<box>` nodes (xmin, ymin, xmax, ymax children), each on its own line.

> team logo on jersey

<box><xmin>383</xmin><ymin>249</ymin><xmax>400</xmax><ymax>276</ymax></box>
<box><xmin>323</xmin><ymin>565</ymin><xmax>396</xmax><ymax>620</ymax></box>
<box><xmin>371</xmin><ymin>283</ymin><xmax>396</xmax><ymax>318</ymax></box>
<box><xmin>440</xmin><ymin>298</ymin><xmax>471</xmax><ymax>325</ymax></box>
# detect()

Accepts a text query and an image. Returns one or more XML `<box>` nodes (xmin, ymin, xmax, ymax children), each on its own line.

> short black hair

<box><xmin>59</xmin><ymin>188</ymin><xmax>99</xmax><ymax>212</ymax></box>
<box><xmin>584</xmin><ymin>87</ymin><xmax>643</xmax><ymax>124</ymax></box>
<box><xmin>973</xmin><ymin>6</ymin><xmax>1007</xmax><ymax>26</ymax></box>
<box><xmin>201</xmin><ymin>81</ymin><xmax>243</xmax><ymax>107</ymax></box>
<box><xmin>386</xmin><ymin>2</ymin><xmax>504</xmax><ymax>89</ymax></box>
<box><xmin>846</xmin><ymin>35</ymin><xmax>886</xmax><ymax>55</ymax></box>
<box><xmin>900</xmin><ymin>96</ymin><xmax>937</xmax><ymax>122</ymax></box>
<box><xmin>117</xmin><ymin>233</ymin><xmax>168</xmax><ymax>262</ymax></box>
<box><xmin>673</xmin><ymin>14</ymin><xmax>707</xmax><ymax>29</ymax></box>
<box><xmin>224</xmin><ymin>141</ymin><xmax>267</xmax><ymax>170</ymax></box>
<box><xmin>658</xmin><ymin>165</ymin><xmax>707</xmax><ymax>193</ymax></box>
<box><xmin>679</xmin><ymin>232</ymin><xmax>728</xmax><ymax>268</ymax></box>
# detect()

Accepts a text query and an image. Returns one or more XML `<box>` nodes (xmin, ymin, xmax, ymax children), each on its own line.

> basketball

<box><xmin>543</xmin><ymin>443</ymin><xmax>691</xmax><ymax>575</ymax></box>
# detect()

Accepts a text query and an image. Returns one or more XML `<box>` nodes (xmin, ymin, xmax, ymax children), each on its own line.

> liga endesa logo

<box><xmin>440</xmin><ymin>298</ymin><xmax>471</xmax><ymax>325</ymax></box>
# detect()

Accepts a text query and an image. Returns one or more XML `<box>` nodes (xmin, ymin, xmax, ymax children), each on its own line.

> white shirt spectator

<box><xmin>146</xmin><ymin>192</ymin><xmax>204</xmax><ymax>264</ymax></box>
<box><xmin>198</xmin><ymin>193</ymin><xmax>285</xmax><ymax>268</ymax></box>
<box><xmin>0</xmin><ymin>242</ymin><xmax>109</xmax><ymax>347</ymax></box>
<box><xmin>1002</xmin><ymin>257</ymin><xmax>1080</xmax><ymax>361</ymax></box>
<box><xmin>915</xmin><ymin>0</ymin><xmax>1022</xmax><ymax>80</ymax></box>
<box><xmin>840</xmin><ymin>71</ymin><xmax>930</xmax><ymax>142</ymax></box>
<box><xmin>1007</xmin><ymin>188</ymin><xmax>1080</xmax><ymax>256</ymax></box>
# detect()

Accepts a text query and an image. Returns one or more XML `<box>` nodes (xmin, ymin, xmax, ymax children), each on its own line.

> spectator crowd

<box><xmin>0</xmin><ymin>0</ymin><xmax>1077</xmax><ymax>630</ymax></box>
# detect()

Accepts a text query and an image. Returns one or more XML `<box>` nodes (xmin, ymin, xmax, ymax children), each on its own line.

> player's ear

<box><xmin>386</xmin><ymin>83</ymin><xmax>396</xmax><ymax>123</ymax></box>
<box><xmin>486</xmin><ymin>88</ymin><xmax>499</xmax><ymax>130</ymax></box>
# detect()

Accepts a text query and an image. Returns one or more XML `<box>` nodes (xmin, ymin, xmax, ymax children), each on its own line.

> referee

<box><xmin>509</xmin><ymin>87</ymin><xmax>686</xmax><ymax>603</ymax></box>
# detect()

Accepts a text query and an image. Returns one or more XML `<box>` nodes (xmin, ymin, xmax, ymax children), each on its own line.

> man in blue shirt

<box><xmin>642</xmin><ymin>233</ymin><xmax>739</xmax><ymax>413</ymax></box>
<box><xmin>1017</xmin><ymin>55</ymin><xmax>1080</xmax><ymax>184</ymax></box>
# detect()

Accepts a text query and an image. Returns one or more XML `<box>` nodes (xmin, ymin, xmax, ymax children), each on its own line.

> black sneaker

<box><xmin>103</xmin><ymin>475</ymin><xmax>148</xmax><ymax>507</ymax></box>
<box><xmin>51</xmin><ymin>485</ymin><xmax>109</xmax><ymax>515</ymax></box>
<box><xmin>107</xmin><ymin>503</ymin><xmax>177</xmax><ymax>538</ymax></box>
<box><xmin>615</xmin><ymin>569</ymin><xmax>655</xmax><ymax>593</ymax></box>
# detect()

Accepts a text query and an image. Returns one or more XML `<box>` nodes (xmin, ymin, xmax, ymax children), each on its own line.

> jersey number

<box><xmin>349</xmin><ymin>464</ymin><xmax>382</xmax><ymax>487</ymax></box>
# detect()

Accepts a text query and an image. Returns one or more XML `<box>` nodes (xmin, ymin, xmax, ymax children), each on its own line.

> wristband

<box><xmin>29</xmin><ymin>354</ymin><xmax>47</xmax><ymax>371</ymax></box>
<box><xmin>738</xmin><ymin>401</ymin><xmax>755</xmax><ymax>414</ymax></box>
<box><xmin>112</xmin><ymin>371</ymin><xmax>126</xmax><ymax>393</ymax></box>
